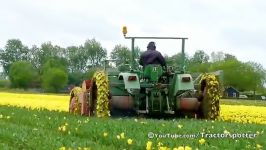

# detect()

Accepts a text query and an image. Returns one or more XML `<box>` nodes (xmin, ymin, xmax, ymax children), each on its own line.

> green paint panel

<box><xmin>143</xmin><ymin>65</ymin><xmax>163</xmax><ymax>82</ymax></box>
<box><xmin>173</xmin><ymin>74</ymin><xmax>194</xmax><ymax>95</ymax></box>
<box><xmin>108</xmin><ymin>76</ymin><xmax>128</xmax><ymax>96</ymax></box>
<box><xmin>118</xmin><ymin>72</ymin><xmax>140</xmax><ymax>89</ymax></box>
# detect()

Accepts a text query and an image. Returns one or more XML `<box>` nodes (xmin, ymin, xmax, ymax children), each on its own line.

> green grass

<box><xmin>221</xmin><ymin>99</ymin><xmax>266</xmax><ymax>107</ymax></box>
<box><xmin>0</xmin><ymin>106</ymin><xmax>265</xmax><ymax>150</ymax></box>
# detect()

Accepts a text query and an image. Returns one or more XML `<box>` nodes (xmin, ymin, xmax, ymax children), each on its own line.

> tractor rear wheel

<box><xmin>198</xmin><ymin>74</ymin><xmax>220</xmax><ymax>120</ymax></box>
<box><xmin>69</xmin><ymin>87</ymin><xmax>82</xmax><ymax>114</ymax></box>
<box><xmin>90</xmin><ymin>71</ymin><xmax>110</xmax><ymax>117</ymax></box>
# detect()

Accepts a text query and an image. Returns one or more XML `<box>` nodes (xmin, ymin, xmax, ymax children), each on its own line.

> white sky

<box><xmin>0</xmin><ymin>0</ymin><xmax>266</xmax><ymax>70</ymax></box>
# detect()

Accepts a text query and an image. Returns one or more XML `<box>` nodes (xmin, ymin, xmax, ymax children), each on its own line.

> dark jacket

<box><xmin>139</xmin><ymin>49</ymin><xmax>166</xmax><ymax>68</ymax></box>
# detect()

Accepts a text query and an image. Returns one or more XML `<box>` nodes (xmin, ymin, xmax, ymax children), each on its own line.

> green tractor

<box><xmin>69</xmin><ymin>26</ymin><xmax>221</xmax><ymax>119</ymax></box>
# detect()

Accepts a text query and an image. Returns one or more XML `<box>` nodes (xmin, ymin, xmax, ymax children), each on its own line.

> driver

<box><xmin>139</xmin><ymin>41</ymin><xmax>166</xmax><ymax>68</ymax></box>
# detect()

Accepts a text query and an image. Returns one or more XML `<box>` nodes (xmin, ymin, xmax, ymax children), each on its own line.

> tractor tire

<box><xmin>69</xmin><ymin>87</ymin><xmax>82</xmax><ymax>114</ymax></box>
<box><xmin>198</xmin><ymin>74</ymin><xmax>220</xmax><ymax>120</ymax></box>
<box><xmin>91</xmin><ymin>70</ymin><xmax>110</xmax><ymax>117</ymax></box>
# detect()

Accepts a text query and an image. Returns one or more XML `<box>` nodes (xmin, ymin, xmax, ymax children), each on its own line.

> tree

<box><xmin>188</xmin><ymin>62</ymin><xmax>211</xmax><ymax>73</ymax></box>
<box><xmin>133</xmin><ymin>46</ymin><xmax>143</xmax><ymax>60</ymax></box>
<box><xmin>41</xmin><ymin>58</ymin><xmax>68</xmax><ymax>74</ymax></box>
<box><xmin>166</xmin><ymin>52</ymin><xmax>190</xmax><ymax>71</ymax></box>
<box><xmin>41</xmin><ymin>68</ymin><xmax>68</xmax><ymax>92</ymax></box>
<box><xmin>37</xmin><ymin>42</ymin><xmax>67</xmax><ymax>70</ymax></box>
<box><xmin>208</xmin><ymin>59</ymin><xmax>266</xmax><ymax>92</ymax></box>
<box><xmin>211</xmin><ymin>51</ymin><xmax>225</xmax><ymax>62</ymax></box>
<box><xmin>224</xmin><ymin>53</ymin><xmax>237</xmax><ymax>61</ymax></box>
<box><xmin>28</xmin><ymin>45</ymin><xmax>42</xmax><ymax>70</ymax></box>
<box><xmin>8</xmin><ymin>61</ymin><xmax>37</xmax><ymax>89</ymax></box>
<box><xmin>110</xmin><ymin>45</ymin><xmax>131</xmax><ymax>66</ymax></box>
<box><xmin>191</xmin><ymin>50</ymin><xmax>209</xmax><ymax>64</ymax></box>
<box><xmin>68</xmin><ymin>71</ymin><xmax>85</xmax><ymax>86</ymax></box>
<box><xmin>84</xmin><ymin>39</ymin><xmax>107</xmax><ymax>68</ymax></box>
<box><xmin>245</xmin><ymin>62</ymin><xmax>266</xmax><ymax>93</ymax></box>
<box><xmin>0</xmin><ymin>39</ymin><xmax>30</xmax><ymax>74</ymax></box>
<box><xmin>66</xmin><ymin>46</ymin><xmax>88</xmax><ymax>72</ymax></box>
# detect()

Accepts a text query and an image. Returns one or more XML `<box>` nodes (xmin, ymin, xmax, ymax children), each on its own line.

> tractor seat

<box><xmin>143</xmin><ymin>64</ymin><xmax>163</xmax><ymax>82</ymax></box>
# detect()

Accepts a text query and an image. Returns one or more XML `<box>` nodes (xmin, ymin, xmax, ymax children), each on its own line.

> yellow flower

<box><xmin>120</xmin><ymin>132</ymin><xmax>125</xmax><ymax>139</ymax></box>
<box><xmin>177</xmin><ymin>124</ymin><xmax>183</xmax><ymax>129</ymax></box>
<box><xmin>157</xmin><ymin>142</ymin><xmax>163</xmax><ymax>147</ymax></box>
<box><xmin>174</xmin><ymin>147</ymin><xmax>185</xmax><ymax>150</ymax></box>
<box><xmin>58</xmin><ymin>125</ymin><xmax>66</xmax><ymax>132</ymax></box>
<box><xmin>6</xmin><ymin>116</ymin><xmax>11</xmax><ymax>119</ymax></box>
<box><xmin>59</xmin><ymin>146</ymin><xmax>66</xmax><ymax>150</ymax></box>
<box><xmin>199</xmin><ymin>138</ymin><xmax>206</xmax><ymax>145</ymax></box>
<box><xmin>146</xmin><ymin>141</ymin><xmax>152</xmax><ymax>150</ymax></box>
<box><xmin>117</xmin><ymin>135</ymin><xmax>121</xmax><ymax>139</ymax></box>
<box><xmin>127</xmin><ymin>138</ymin><xmax>133</xmax><ymax>145</ymax></box>
<box><xmin>185</xmin><ymin>146</ymin><xmax>192</xmax><ymax>150</ymax></box>
<box><xmin>0</xmin><ymin>114</ymin><xmax>3</xmax><ymax>118</ymax></box>
<box><xmin>256</xmin><ymin>144</ymin><xmax>263</xmax><ymax>150</ymax></box>
<box><xmin>103</xmin><ymin>132</ymin><xmax>108</xmax><ymax>137</ymax></box>
<box><xmin>134</xmin><ymin>118</ymin><xmax>138</xmax><ymax>122</ymax></box>
<box><xmin>62</xmin><ymin>126</ymin><xmax>66</xmax><ymax>132</ymax></box>
<box><xmin>159</xmin><ymin>146</ymin><xmax>168</xmax><ymax>150</ymax></box>
<box><xmin>223</xmin><ymin>129</ymin><xmax>230</xmax><ymax>134</ymax></box>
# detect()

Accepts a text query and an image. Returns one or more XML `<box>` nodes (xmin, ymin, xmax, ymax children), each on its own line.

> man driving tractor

<box><xmin>139</xmin><ymin>41</ymin><xmax>166</xmax><ymax>68</ymax></box>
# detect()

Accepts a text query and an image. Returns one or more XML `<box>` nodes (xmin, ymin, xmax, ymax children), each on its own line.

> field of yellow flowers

<box><xmin>0</xmin><ymin>92</ymin><xmax>265</xmax><ymax>150</ymax></box>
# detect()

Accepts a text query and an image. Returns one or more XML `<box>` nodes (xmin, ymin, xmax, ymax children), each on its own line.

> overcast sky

<box><xmin>0</xmin><ymin>0</ymin><xmax>266</xmax><ymax>69</ymax></box>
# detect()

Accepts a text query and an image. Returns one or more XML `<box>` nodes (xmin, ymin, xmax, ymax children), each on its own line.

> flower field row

<box><xmin>0</xmin><ymin>92</ymin><xmax>266</xmax><ymax>125</ymax></box>
<box><xmin>0</xmin><ymin>105</ymin><xmax>265</xmax><ymax>150</ymax></box>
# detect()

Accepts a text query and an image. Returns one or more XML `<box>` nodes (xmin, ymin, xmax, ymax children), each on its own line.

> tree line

<box><xmin>0</xmin><ymin>39</ymin><xmax>265</xmax><ymax>93</ymax></box>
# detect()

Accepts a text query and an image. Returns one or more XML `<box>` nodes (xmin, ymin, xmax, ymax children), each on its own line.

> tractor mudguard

<box><xmin>118</xmin><ymin>72</ymin><xmax>140</xmax><ymax>91</ymax></box>
<box><xmin>172</xmin><ymin>74</ymin><xmax>194</xmax><ymax>96</ymax></box>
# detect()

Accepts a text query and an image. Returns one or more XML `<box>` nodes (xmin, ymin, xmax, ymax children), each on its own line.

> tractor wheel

<box><xmin>69</xmin><ymin>87</ymin><xmax>82</xmax><ymax>114</ymax></box>
<box><xmin>198</xmin><ymin>74</ymin><xmax>221</xmax><ymax>120</ymax></box>
<box><xmin>91</xmin><ymin>70</ymin><xmax>110</xmax><ymax>117</ymax></box>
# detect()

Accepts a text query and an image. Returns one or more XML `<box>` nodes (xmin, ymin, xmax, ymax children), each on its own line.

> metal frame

<box><xmin>124</xmin><ymin>36</ymin><xmax>188</xmax><ymax>72</ymax></box>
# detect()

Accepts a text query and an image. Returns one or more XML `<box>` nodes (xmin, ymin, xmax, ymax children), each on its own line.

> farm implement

<box><xmin>69</xmin><ymin>27</ymin><xmax>222</xmax><ymax>119</ymax></box>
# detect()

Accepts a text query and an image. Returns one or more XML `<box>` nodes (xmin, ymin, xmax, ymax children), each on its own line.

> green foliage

<box><xmin>0</xmin><ymin>105</ymin><xmax>265</xmax><ymax>149</ymax></box>
<box><xmin>68</xmin><ymin>71</ymin><xmax>85</xmax><ymax>86</ymax></box>
<box><xmin>110</xmin><ymin>45</ymin><xmax>131</xmax><ymax>67</ymax></box>
<box><xmin>8</xmin><ymin>61</ymin><xmax>37</xmax><ymax>89</ymax></box>
<box><xmin>165</xmin><ymin>53</ymin><xmax>190</xmax><ymax>71</ymax></box>
<box><xmin>209</xmin><ymin>59</ymin><xmax>265</xmax><ymax>92</ymax></box>
<box><xmin>0</xmin><ymin>79</ymin><xmax>10</xmax><ymax>88</ymax></box>
<box><xmin>188</xmin><ymin>62</ymin><xmax>211</xmax><ymax>73</ymax></box>
<box><xmin>84</xmin><ymin>68</ymin><xmax>98</xmax><ymax>79</ymax></box>
<box><xmin>39</xmin><ymin>42</ymin><xmax>60</xmax><ymax>64</ymax></box>
<box><xmin>41</xmin><ymin>58</ymin><xmax>68</xmax><ymax>74</ymax></box>
<box><xmin>191</xmin><ymin>50</ymin><xmax>209</xmax><ymax>64</ymax></box>
<box><xmin>41</xmin><ymin>68</ymin><xmax>68</xmax><ymax>92</ymax></box>
<box><xmin>0</xmin><ymin>39</ymin><xmax>30</xmax><ymax>74</ymax></box>
<box><xmin>66</xmin><ymin>46</ymin><xmax>88</xmax><ymax>72</ymax></box>
<box><xmin>1</xmin><ymin>38</ymin><xmax>265</xmax><ymax>94</ymax></box>
<box><xmin>224</xmin><ymin>53</ymin><xmax>237</xmax><ymax>61</ymax></box>
<box><xmin>84</xmin><ymin>39</ymin><xmax>107</xmax><ymax>68</ymax></box>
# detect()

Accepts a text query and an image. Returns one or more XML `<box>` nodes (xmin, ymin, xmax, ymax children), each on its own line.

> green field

<box><xmin>0</xmin><ymin>105</ymin><xmax>265</xmax><ymax>150</ymax></box>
